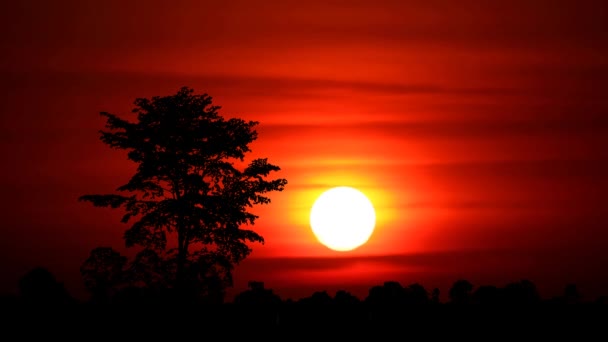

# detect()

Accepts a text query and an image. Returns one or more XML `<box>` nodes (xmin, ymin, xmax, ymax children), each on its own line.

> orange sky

<box><xmin>1</xmin><ymin>0</ymin><xmax>607</xmax><ymax>301</ymax></box>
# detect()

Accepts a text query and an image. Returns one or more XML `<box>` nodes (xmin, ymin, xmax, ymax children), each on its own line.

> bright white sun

<box><xmin>309</xmin><ymin>186</ymin><xmax>376</xmax><ymax>252</ymax></box>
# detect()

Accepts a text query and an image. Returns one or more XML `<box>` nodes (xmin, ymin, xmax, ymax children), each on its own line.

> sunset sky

<box><xmin>1</xmin><ymin>0</ymin><xmax>607</xmax><ymax>301</ymax></box>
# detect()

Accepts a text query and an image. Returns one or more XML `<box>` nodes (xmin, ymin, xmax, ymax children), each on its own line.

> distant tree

<box><xmin>334</xmin><ymin>290</ymin><xmax>360</xmax><ymax>305</ymax></box>
<box><xmin>311</xmin><ymin>290</ymin><xmax>334</xmax><ymax>305</ymax></box>
<box><xmin>431</xmin><ymin>287</ymin><xmax>441</xmax><ymax>304</ymax></box>
<box><xmin>472</xmin><ymin>285</ymin><xmax>502</xmax><ymax>305</ymax></box>
<box><xmin>79</xmin><ymin>87</ymin><xmax>287</xmax><ymax>301</ymax></box>
<box><xmin>80</xmin><ymin>247</ymin><xmax>127</xmax><ymax>302</ymax></box>
<box><xmin>448</xmin><ymin>279</ymin><xmax>474</xmax><ymax>304</ymax></box>
<box><xmin>502</xmin><ymin>279</ymin><xmax>540</xmax><ymax>305</ymax></box>
<box><xmin>233</xmin><ymin>281</ymin><xmax>281</xmax><ymax>305</ymax></box>
<box><xmin>594</xmin><ymin>295</ymin><xmax>607</xmax><ymax>305</ymax></box>
<box><xmin>563</xmin><ymin>283</ymin><xmax>582</xmax><ymax>304</ymax></box>
<box><xmin>405</xmin><ymin>283</ymin><xmax>429</xmax><ymax>305</ymax></box>
<box><xmin>18</xmin><ymin>267</ymin><xmax>73</xmax><ymax>305</ymax></box>
<box><xmin>365</xmin><ymin>281</ymin><xmax>407</xmax><ymax>306</ymax></box>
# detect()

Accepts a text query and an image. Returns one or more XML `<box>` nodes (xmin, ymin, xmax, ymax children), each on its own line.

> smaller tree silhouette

<box><xmin>334</xmin><ymin>290</ymin><xmax>360</xmax><ymax>305</ymax></box>
<box><xmin>80</xmin><ymin>247</ymin><xmax>127</xmax><ymax>303</ymax></box>
<box><xmin>431</xmin><ymin>287</ymin><xmax>441</xmax><ymax>304</ymax></box>
<box><xmin>502</xmin><ymin>279</ymin><xmax>540</xmax><ymax>305</ymax></box>
<box><xmin>563</xmin><ymin>283</ymin><xmax>582</xmax><ymax>304</ymax></box>
<box><xmin>234</xmin><ymin>281</ymin><xmax>281</xmax><ymax>305</ymax></box>
<box><xmin>405</xmin><ymin>283</ymin><xmax>429</xmax><ymax>305</ymax></box>
<box><xmin>472</xmin><ymin>285</ymin><xmax>502</xmax><ymax>305</ymax></box>
<box><xmin>18</xmin><ymin>267</ymin><xmax>73</xmax><ymax>306</ymax></box>
<box><xmin>448</xmin><ymin>279</ymin><xmax>474</xmax><ymax>304</ymax></box>
<box><xmin>365</xmin><ymin>281</ymin><xmax>407</xmax><ymax>306</ymax></box>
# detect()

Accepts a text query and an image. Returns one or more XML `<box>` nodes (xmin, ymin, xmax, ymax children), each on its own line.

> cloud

<box><xmin>234</xmin><ymin>245</ymin><xmax>608</xmax><ymax>285</ymax></box>
<box><xmin>257</xmin><ymin>119</ymin><xmax>608</xmax><ymax>140</ymax></box>
<box><xmin>0</xmin><ymin>70</ymin><xmax>520</xmax><ymax>97</ymax></box>
<box><xmin>239</xmin><ymin>249</ymin><xmax>511</xmax><ymax>272</ymax></box>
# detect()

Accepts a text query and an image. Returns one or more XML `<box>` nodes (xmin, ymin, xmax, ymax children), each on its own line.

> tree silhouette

<box><xmin>472</xmin><ymin>285</ymin><xmax>502</xmax><ymax>305</ymax></box>
<box><xmin>405</xmin><ymin>283</ymin><xmax>429</xmax><ymax>305</ymax></box>
<box><xmin>18</xmin><ymin>267</ymin><xmax>73</xmax><ymax>306</ymax></box>
<box><xmin>79</xmin><ymin>87</ymin><xmax>287</xmax><ymax>301</ymax></box>
<box><xmin>448</xmin><ymin>279</ymin><xmax>474</xmax><ymax>304</ymax></box>
<box><xmin>334</xmin><ymin>290</ymin><xmax>360</xmax><ymax>305</ymax></box>
<box><xmin>80</xmin><ymin>247</ymin><xmax>127</xmax><ymax>303</ymax></box>
<box><xmin>431</xmin><ymin>287</ymin><xmax>441</xmax><ymax>304</ymax></box>
<box><xmin>234</xmin><ymin>281</ymin><xmax>282</xmax><ymax>305</ymax></box>
<box><xmin>503</xmin><ymin>279</ymin><xmax>540</xmax><ymax>305</ymax></box>
<box><xmin>562</xmin><ymin>283</ymin><xmax>582</xmax><ymax>304</ymax></box>
<box><xmin>366</xmin><ymin>281</ymin><xmax>407</xmax><ymax>306</ymax></box>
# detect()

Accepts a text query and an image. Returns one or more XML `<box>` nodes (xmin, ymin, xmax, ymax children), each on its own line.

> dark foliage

<box><xmin>78</xmin><ymin>87</ymin><xmax>287</xmax><ymax>303</ymax></box>
<box><xmin>2</xmin><ymin>268</ymin><xmax>606</xmax><ymax>337</ymax></box>
<box><xmin>17</xmin><ymin>267</ymin><xmax>75</xmax><ymax>306</ymax></box>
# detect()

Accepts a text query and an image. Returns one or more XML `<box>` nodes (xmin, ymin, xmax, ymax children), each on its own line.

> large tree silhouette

<box><xmin>80</xmin><ymin>87</ymin><xmax>287</xmax><ymax>301</ymax></box>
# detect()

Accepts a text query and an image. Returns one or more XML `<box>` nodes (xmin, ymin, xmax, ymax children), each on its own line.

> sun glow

<box><xmin>309</xmin><ymin>186</ymin><xmax>376</xmax><ymax>252</ymax></box>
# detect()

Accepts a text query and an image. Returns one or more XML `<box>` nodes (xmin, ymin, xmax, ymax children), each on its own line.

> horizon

<box><xmin>4</xmin><ymin>245</ymin><xmax>606</xmax><ymax>303</ymax></box>
<box><xmin>6</xmin><ymin>258</ymin><xmax>604</xmax><ymax>304</ymax></box>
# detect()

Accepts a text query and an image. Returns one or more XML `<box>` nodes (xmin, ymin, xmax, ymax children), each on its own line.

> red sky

<box><xmin>1</xmin><ymin>0</ymin><xmax>607</xmax><ymax>301</ymax></box>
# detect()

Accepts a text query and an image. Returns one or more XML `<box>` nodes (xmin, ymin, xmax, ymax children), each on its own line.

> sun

<box><xmin>309</xmin><ymin>186</ymin><xmax>376</xmax><ymax>252</ymax></box>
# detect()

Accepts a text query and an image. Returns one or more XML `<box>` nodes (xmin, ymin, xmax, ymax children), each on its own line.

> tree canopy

<box><xmin>79</xmin><ymin>87</ymin><xmax>287</xmax><ymax>302</ymax></box>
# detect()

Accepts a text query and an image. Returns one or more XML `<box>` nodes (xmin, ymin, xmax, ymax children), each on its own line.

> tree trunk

<box><xmin>174</xmin><ymin>179</ymin><xmax>187</xmax><ymax>295</ymax></box>
<box><xmin>176</xmin><ymin>228</ymin><xmax>186</xmax><ymax>294</ymax></box>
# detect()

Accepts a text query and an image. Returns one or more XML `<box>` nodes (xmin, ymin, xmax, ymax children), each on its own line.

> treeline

<box><xmin>1</xmin><ymin>267</ymin><xmax>607</xmax><ymax>335</ymax></box>
<box><xmin>3</xmin><ymin>266</ymin><xmax>606</xmax><ymax>307</ymax></box>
